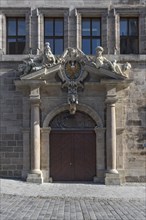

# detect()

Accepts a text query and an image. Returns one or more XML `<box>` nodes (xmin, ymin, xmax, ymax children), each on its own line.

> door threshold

<box><xmin>52</xmin><ymin>181</ymin><xmax>96</xmax><ymax>184</ymax></box>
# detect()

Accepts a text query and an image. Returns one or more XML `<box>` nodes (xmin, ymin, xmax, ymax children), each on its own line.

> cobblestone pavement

<box><xmin>1</xmin><ymin>194</ymin><xmax>145</xmax><ymax>220</ymax></box>
<box><xmin>0</xmin><ymin>179</ymin><xmax>146</xmax><ymax>220</ymax></box>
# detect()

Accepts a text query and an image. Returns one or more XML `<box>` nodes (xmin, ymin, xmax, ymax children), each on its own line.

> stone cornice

<box><xmin>14</xmin><ymin>79</ymin><xmax>46</xmax><ymax>88</ymax></box>
<box><xmin>1</xmin><ymin>55</ymin><xmax>146</xmax><ymax>63</ymax></box>
<box><xmin>100</xmin><ymin>79</ymin><xmax>133</xmax><ymax>90</ymax></box>
<box><xmin>76</xmin><ymin>7</ymin><xmax>109</xmax><ymax>16</ymax></box>
<box><xmin>0</xmin><ymin>7</ymin><xmax>31</xmax><ymax>16</ymax></box>
<box><xmin>37</xmin><ymin>7</ymin><xmax>69</xmax><ymax>16</ymax></box>
<box><xmin>113</xmin><ymin>6</ymin><xmax>145</xmax><ymax>14</ymax></box>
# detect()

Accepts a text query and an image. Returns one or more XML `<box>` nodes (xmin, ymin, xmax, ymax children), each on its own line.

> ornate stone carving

<box><xmin>50</xmin><ymin>111</ymin><xmax>96</xmax><ymax>129</ymax></box>
<box><xmin>18</xmin><ymin>45</ymin><xmax>132</xmax><ymax>114</ymax></box>
<box><xmin>58</xmin><ymin>47</ymin><xmax>89</xmax><ymax>114</ymax></box>
<box><xmin>58</xmin><ymin>47</ymin><xmax>89</xmax><ymax>83</ymax></box>
<box><xmin>92</xmin><ymin>46</ymin><xmax>131</xmax><ymax>78</ymax></box>
<box><xmin>67</xmin><ymin>81</ymin><xmax>78</xmax><ymax>114</ymax></box>
<box><xmin>18</xmin><ymin>42</ymin><xmax>56</xmax><ymax>76</ymax></box>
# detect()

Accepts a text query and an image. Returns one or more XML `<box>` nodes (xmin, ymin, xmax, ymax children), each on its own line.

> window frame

<box><xmin>120</xmin><ymin>17</ymin><xmax>139</xmax><ymax>54</ymax></box>
<box><xmin>44</xmin><ymin>17</ymin><xmax>64</xmax><ymax>55</ymax></box>
<box><xmin>0</xmin><ymin>7</ymin><xmax>30</xmax><ymax>55</ymax></box>
<box><xmin>37</xmin><ymin>8</ymin><xmax>69</xmax><ymax>54</ymax></box>
<box><xmin>113</xmin><ymin>7</ymin><xmax>143</xmax><ymax>55</ymax></box>
<box><xmin>7</xmin><ymin>17</ymin><xmax>26</xmax><ymax>54</ymax></box>
<box><xmin>75</xmin><ymin>8</ymin><xmax>108</xmax><ymax>54</ymax></box>
<box><xmin>82</xmin><ymin>17</ymin><xmax>101</xmax><ymax>55</ymax></box>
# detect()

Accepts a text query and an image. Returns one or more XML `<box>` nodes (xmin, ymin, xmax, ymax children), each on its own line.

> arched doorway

<box><xmin>49</xmin><ymin>111</ymin><xmax>96</xmax><ymax>181</ymax></box>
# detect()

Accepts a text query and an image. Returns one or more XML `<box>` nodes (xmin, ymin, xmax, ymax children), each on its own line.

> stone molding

<box><xmin>43</xmin><ymin>103</ymin><xmax>103</xmax><ymax>128</ymax></box>
<box><xmin>41</xmin><ymin>127</ymin><xmax>51</xmax><ymax>134</ymax></box>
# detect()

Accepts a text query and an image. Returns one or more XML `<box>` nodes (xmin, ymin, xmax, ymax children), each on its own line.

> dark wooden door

<box><xmin>50</xmin><ymin>130</ymin><xmax>96</xmax><ymax>181</ymax></box>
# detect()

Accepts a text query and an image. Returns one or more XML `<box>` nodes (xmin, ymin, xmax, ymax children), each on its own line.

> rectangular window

<box><xmin>7</xmin><ymin>17</ymin><xmax>26</xmax><ymax>54</ymax></box>
<box><xmin>45</xmin><ymin>18</ymin><xmax>64</xmax><ymax>55</ymax></box>
<box><xmin>82</xmin><ymin>18</ymin><xmax>101</xmax><ymax>55</ymax></box>
<box><xmin>120</xmin><ymin>18</ymin><xmax>139</xmax><ymax>54</ymax></box>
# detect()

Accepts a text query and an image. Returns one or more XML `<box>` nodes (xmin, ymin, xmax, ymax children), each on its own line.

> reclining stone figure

<box><xmin>18</xmin><ymin>42</ymin><xmax>56</xmax><ymax>76</ymax></box>
<box><xmin>93</xmin><ymin>46</ymin><xmax>131</xmax><ymax>78</ymax></box>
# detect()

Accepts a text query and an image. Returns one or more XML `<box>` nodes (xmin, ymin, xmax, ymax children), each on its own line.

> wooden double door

<box><xmin>50</xmin><ymin>130</ymin><xmax>96</xmax><ymax>181</ymax></box>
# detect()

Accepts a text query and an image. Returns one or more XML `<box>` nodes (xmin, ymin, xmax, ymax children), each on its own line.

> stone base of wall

<box><xmin>27</xmin><ymin>173</ymin><xmax>43</xmax><ymax>184</ymax></box>
<box><xmin>105</xmin><ymin>173</ymin><xmax>124</xmax><ymax>185</ymax></box>
<box><xmin>125</xmin><ymin>176</ymin><xmax>146</xmax><ymax>182</ymax></box>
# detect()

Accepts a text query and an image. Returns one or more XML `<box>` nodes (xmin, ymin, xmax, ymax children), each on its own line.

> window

<box><xmin>44</xmin><ymin>18</ymin><xmax>64</xmax><ymax>55</ymax></box>
<box><xmin>120</xmin><ymin>18</ymin><xmax>139</xmax><ymax>54</ymax></box>
<box><xmin>82</xmin><ymin>18</ymin><xmax>101</xmax><ymax>55</ymax></box>
<box><xmin>7</xmin><ymin>17</ymin><xmax>26</xmax><ymax>54</ymax></box>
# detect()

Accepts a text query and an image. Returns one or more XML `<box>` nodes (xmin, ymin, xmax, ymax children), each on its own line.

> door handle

<box><xmin>70</xmin><ymin>162</ymin><xmax>72</xmax><ymax>166</ymax></box>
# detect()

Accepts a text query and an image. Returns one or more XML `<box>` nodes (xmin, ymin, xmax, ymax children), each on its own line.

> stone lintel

<box><xmin>101</xmin><ymin>79</ymin><xmax>133</xmax><ymax>90</ymax></box>
<box><xmin>38</xmin><ymin>7</ymin><xmax>69</xmax><ymax>16</ymax></box>
<box><xmin>14</xmin><ymin>79</ymin><xmax>46</xmax><ymax>89</ymax></box>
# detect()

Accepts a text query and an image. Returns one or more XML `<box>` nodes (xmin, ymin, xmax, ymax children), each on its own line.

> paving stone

<box><xmin>1</xmin><ymin>195</ymin><xmax>146</xmax><ymax>220</ymax></box>
<box><xmin>0</xmin><ymin>179</ymin><xmax>146</xmax><ymax>220</ymax></box>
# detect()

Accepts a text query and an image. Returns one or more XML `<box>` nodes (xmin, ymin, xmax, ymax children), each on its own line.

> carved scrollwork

<box><xmin>57</xmin><ymin>47</ymin><xmax>89</xmax><ymax>114</ymax></box>
<box><xmin>50</xmin><ymin>111</ymin><xmax>97</xmax><ymax>129</ymax></box>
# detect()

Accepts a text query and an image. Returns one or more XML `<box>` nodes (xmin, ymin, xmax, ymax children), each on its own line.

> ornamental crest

<box><xmin>58</xmin><ymin>47</ymin><xmax>89</xmax><ymax>114</ymax></box>
<box><xmin>64</xmin><ymin>61</ymin><xmax>81</xmax><ymax>80</ymax></box>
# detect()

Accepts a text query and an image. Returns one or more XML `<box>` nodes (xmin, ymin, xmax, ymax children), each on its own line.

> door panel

<box><xmin>74</xmin><ymin>131</ymin><xmax>96</xmax><ymax>181</ymax></box>
<box><xmin>50</xmin><ymin>132</ymin><xmax>74</xmax><ymax>181</ymax></box>
<box><xmin>50</xmin><ymin>130</ymin><xmax>96</xmax><ymax>181</ymax></box>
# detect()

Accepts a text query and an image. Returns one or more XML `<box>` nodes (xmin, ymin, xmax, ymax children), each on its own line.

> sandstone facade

<box><xmin>0</xmin><ymin>0</ymin><xmax>146</xmax><ymax>184</ymax></box>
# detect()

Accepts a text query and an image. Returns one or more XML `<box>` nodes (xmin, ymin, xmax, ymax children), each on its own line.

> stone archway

<box><xmin>43</xmin><ymin>103</ymin><xmax>103</xmax><ymax>128</ymax></box>
<box><xmin>41</xmin><ymin>104</ymin><xmax>105</xmax><ymax>183</ymax></box>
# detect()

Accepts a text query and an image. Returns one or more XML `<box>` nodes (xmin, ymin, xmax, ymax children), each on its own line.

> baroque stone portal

<box><xmin>15</xmin><ymin>43</ymin><xmax>132</xmax><ymax>185</ymax></box>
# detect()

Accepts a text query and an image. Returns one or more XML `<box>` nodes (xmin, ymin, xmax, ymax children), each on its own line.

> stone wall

<box><xmin>0</xmin><ymin>66</ymin><xmax>23</xmax><ymax>178</ymax></box>
<box><xmin>124</xmin><ymin>64</ymin><xmax>146</xmax><ymax>182</ymax></box>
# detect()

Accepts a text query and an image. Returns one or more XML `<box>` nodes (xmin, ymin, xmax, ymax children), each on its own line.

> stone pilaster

<box><xmin>0</xmin><ymin>14</ymin><xmax>3</xmax><ymax>53</ymax></box>
<box><xmin>64</xmin><ymin>10</ymin><xmax>69</xmax><ymax>49</ymax></box>
<box><xmin>2</xmin><ymin>14</ymin><xmax>6</xmax><ymax>54</ymax></box>
<box><xmin>26</xmin><ymin>10</ymin><xmax>32</xmax><ymax>53</ymax></box>
<box><xmin>37</xmin><ymin>11</ymin><xmax>44</xmax><ymax>52</ymax></box>
<box><xmin>41</xmin><ymin>127</ymin><xmax>51</xmax><ymax>182</ymax></box>
<box><xmin>94</xmin><ymin>127</ymin><xmax>106</xmax><ymax>183</ymax></box>
<box><xmin>101</xmin><ymin>12</ymin><xmax>108</xmax><ymax>54</ymax></box>
<box><xmin>27</xmin><ymin>87</ymin><xmax>43</xmax><ymax>183</ymax></box>
<box><xmin>75</xmin><ymin>10</ymin><xmax>81</xmax><ymax>49</ymax></box>
<box><xmin>105</xmin><ymin>87</ymin><xmax>121</xmax><ymax>185</ymax></box>
<box><xmin>22</xmin><ymin>129</ymin><xmax>30</xmax><ymax>179</ymax></box>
